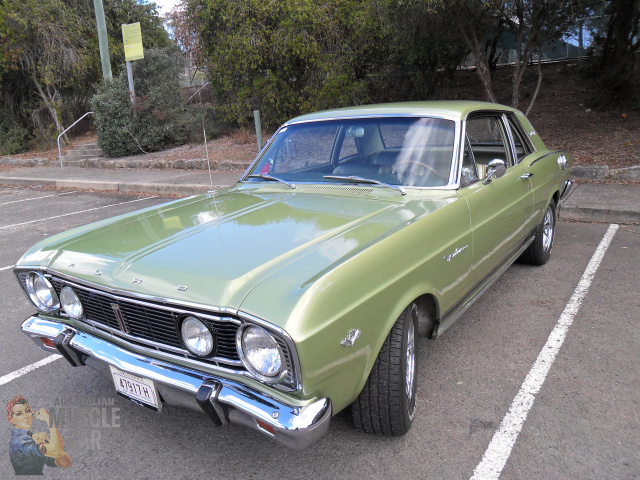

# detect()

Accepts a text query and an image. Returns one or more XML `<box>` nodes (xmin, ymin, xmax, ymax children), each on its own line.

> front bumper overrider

<box><xmin>21</xmin><ymin>316</ymin><xmax>331</xmax><ymax>450</ymax></box>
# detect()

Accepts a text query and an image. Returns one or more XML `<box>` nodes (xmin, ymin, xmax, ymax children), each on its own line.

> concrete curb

<box><xmin>0</xmin><ymin>156</ymin><xmax>251</xmax><ymax>171</ymax></box>
<box><xmin>571</xmin><ymin>165</ymin><xmax>609</xmax><ymax>179</ymax></box>
<box><xmin>559</xmin><ymin>183</ymin><xmax>640</xmax><ymax>225</ymax></box>
<box><xmin>571</xmin><ymin>165</ymin><xmax>640</xmax><ymax>181</ymax></box>
<box><xmin>609</xmin><ymin>165</ymin><xmax>640</xmax><ymax>182</ymax></box>
<box><xmin>560</xmin><ymin>205</ymin><xmax>640</xmax><ymax>224</ymax></box>
<box><xmin>0</xmin><ymin>157</ymin><xmax>52</xmax><ymax>167</ymax></box>
<box><xmin>0</xmin><ymin>177</ymin><xmax>227</xmax><ymax>196</ymax></box>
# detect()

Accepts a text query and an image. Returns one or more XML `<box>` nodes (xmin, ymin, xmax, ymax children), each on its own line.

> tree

<box><xmin>187</xmin><ymin>0</ymin><xmax>465</xmax><ymax>127</ymax></box>
<box><xmin>593</xmin><ymin>0</ymin><xmax>640</xmax><ymax>106</ymax></box>
<box><xmin>2</xmin><ymin>0</ymin><xmax>91</xmax><ymax>139</ymax></box>
<box><xmin>449</xmin><ymin>0</ymin><xmax>588</xmax><ymax>113</ymax></box>
<box><xmin>169</xmin><ymin>0</ymin><xmax>202</xmax><ymax>65</ymax></box>
<box><xmin>0</xmin><ymin>0</ymin><xmax>170</xmax><ymax>150</ymax></box>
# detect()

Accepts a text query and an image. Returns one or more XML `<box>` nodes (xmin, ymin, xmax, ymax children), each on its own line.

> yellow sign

<box><xmin>122</xmin><ymin>23</ymin><xmax>144</xmax><ymax>61</ymax></box>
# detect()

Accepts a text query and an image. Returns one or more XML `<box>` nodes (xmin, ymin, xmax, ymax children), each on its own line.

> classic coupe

<box><xmin>15</xmin><ymin>101</ymin><xmax>572</xmax><ymax>448</ymax></box>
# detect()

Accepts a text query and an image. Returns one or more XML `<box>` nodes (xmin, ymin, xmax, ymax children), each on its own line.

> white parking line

<box><xmin>0</xmin><ymin>265</ymin><xmax>13</xmax><ymax>272</ymax></box>
<box><xmin>0</xmin><ymin>196</ymin><xmax>157</xmax><ymax>231</ymax></box>
<box><xmin>0</xmin><ymin>190</ymin><xmax>76</xmax><ymax>207</ymax></box>
<box><xmin>0</xmin><ymin>354</ymin><xmax>62</xmax><ymax>386</ymax></box>
<box><xmin>471</xmin><ymin>223</ymin><xmax>619</xmax><ymax>480</ymax></box>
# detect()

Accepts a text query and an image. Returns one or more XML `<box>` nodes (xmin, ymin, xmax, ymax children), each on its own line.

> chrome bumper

<box><xmin>559</xmin><ymin>179</ymin><xmax>573</xmax><ymax>202</ymax></box>
<box><xmin>21</xmin><ymin>316</ymin><xmax>331</xmax><ymax>450</ymax></box>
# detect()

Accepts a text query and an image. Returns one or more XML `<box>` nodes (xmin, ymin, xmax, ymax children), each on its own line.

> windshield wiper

<box><xmin>323</xmin><ymin>175</ymin><xmax>406</xmax><ymax>195</ymax></box>
<box><xmin>247</xmin><ymin>174</ymin><xmax>295</xmax><ymax>189</ymax></box>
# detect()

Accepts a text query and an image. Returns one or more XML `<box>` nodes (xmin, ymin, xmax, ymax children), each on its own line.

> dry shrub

<box><xmin>229</xmin><ymin>127</ymin><xmax>255</xmax><ymax>145</ymax></box>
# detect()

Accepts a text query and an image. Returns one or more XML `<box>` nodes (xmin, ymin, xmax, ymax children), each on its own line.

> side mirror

<box><xmin>482</xmin><ymin>159</ymin><xmax>506</xmax><ymax>184</ymax></box>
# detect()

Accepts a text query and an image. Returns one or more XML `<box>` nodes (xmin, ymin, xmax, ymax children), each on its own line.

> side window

<box><xmin>465</xmin><ymin>116</ymin><xmax>513</xmax><ymax>170</ymax></box>
<box><xmin>507</xmin><ymin>116</ymin><xmax>533</xmax><ymax>163</ymax></box>
<box><xmin>461</xmin><ymin>136</ymin><xmax>478</xmax><ymax>186</ymax></box>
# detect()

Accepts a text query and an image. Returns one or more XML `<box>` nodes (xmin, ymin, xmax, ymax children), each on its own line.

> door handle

<box><xmin>520</xmin><ymin>173</ymin><xmax>534</xmax><ymax>179</ymax></box>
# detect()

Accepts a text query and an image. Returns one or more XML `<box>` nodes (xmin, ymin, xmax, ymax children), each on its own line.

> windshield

<box><xmin>245</xmin><ymin>117</ymin><xmax>456</xmax><ymax>188</ymax></box>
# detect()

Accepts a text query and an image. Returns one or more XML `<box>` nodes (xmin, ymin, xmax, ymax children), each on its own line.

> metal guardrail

<box><xmin>57</xmin><ymin>111</ymin><xmax>94</xmax><ymax>167</ymax></box>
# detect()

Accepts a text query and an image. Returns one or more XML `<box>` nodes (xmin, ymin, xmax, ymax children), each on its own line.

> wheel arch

<box><xmin>414</xmin><ymin>293</ymin><xmax>439</xmax><ymax>339</ymax></box>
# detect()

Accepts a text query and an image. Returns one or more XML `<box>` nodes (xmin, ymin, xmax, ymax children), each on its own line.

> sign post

<box><xmin>93</xmin><ymin>0</ymin><xmax>112</xmax><ymax>80</ymax></box>
<box><xmin>121</xmin><ymin>23</ymin><xmax>144</xmax><ymax>105</ymax></box>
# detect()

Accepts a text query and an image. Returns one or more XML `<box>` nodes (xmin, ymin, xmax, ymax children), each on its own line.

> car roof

<box><xmin>284</xmin><ymin>101</ymin><xmax>520</xmax><ymax>125</ymax></box>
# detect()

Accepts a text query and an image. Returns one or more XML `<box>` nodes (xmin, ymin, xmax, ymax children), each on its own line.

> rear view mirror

<box><xmin>346</xmin><ymin>126</ymin><xmax>365</xmax><ymax>138</ymax></box>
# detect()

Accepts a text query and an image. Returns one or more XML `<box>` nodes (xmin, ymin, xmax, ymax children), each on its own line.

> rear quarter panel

<box><xmin>516</xmin><ymin>111</ymin><xmax>572</xmax><ymax>219</ymax></box>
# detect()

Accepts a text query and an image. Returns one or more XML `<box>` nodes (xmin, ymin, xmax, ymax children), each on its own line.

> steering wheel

<box><xmin>392</xmin><ymin>160</ymin><xmax>447</xmax><ymax>180</ymax></box>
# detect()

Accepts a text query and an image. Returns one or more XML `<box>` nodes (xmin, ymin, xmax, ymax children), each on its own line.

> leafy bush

<box><xmin>0</xmin><ymin>115</ymin><xmax>29</xmax><ymax>155</ymax></box>
<box><xmin>188</xmin><ymin>0</ymin><xmax>464</xmax><ymax>128</ymax></box>
<box><xmin>92</xmin><ymin>47</ymin><xmax>196</xmax><ymax>157</ymax></box>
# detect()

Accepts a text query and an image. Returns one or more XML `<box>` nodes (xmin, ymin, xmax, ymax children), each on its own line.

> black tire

<box><xmin>351</xmin><ymin>303</ymin><xmax>418</xmax><ymax>436</ymax></box>
<box><xmin>521</xmin><ymin>200</ymin><xmax>556</xmax><ymax>265</ymax></box>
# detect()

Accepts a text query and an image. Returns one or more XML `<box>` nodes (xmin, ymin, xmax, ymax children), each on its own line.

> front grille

<box><xmin>49</xmin><ymin>278</ymin><xmax>241</xmax><ymax>363</ymax></box>
<box><xmin>15</xmin><ymin>270</ymin><xmax>298</xmax><ymax>391</ymax></box>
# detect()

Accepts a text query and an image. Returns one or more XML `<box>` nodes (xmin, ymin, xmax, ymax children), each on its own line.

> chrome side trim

<box><xmin>528</xmin><ymin>150</ymin><xmax>564</xmax><ymax>168</ymax></box>
<box><xmin>435</xmin><ymin>233</ymin><xmax>535</xmax><ymax>337</ymax></box>
<box><xmin>21</xmin><ymin>317</ymin><xmax>331</xmax><ymax>450</ymax></box>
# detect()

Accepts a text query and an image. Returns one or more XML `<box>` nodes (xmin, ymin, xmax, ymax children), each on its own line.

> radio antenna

<box><xmin>201</xmin><ymin>94</ymin><xmax>213</xmax><ymax>192</ymax></box>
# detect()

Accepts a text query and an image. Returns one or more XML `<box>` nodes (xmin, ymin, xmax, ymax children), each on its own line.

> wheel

<box><xmin>351</xmin><ymin>303</ymin><xmax>418</xmax><ymax>436</ymax></box>
<box><xmin>521</xmin><ymin>200</ymin><xmax>556</xmax><ymax>265</ymax></box>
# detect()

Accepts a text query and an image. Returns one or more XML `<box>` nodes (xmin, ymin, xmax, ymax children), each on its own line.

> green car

<box><xmin>15</xmin><ymin>101</ymin><xmax>572</xmax><ymax>449</ymax></box>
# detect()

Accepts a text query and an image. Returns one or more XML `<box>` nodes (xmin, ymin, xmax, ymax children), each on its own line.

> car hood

<box><xmin>18</xmin><ymin>184</ymin><xmax>455</xmax><ymax>317</ymax></box>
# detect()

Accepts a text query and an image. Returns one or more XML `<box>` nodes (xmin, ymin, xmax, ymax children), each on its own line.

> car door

<box><xmin>456</xmin><ymin>113</ymin><xmax>534</xmax><ymax>288</ymax></box>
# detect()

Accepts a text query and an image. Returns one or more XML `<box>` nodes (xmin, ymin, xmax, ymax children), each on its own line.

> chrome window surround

<box><xmin>14</xmin><ymin>267</ymin><xmax>302</xmax><ymax>392</ymax></box>
<box><xmin>505</xmin><ymin>113</ymin><xmax>536</xmax><ymax>158</ymax></box>
<box><xmin>457</xmin><ymin>110</ymin><xmax>533</xmax><ymax>186</ymax></box>
<box><xmin>240</xmin><ymin>113</ymin><xmax>463</xmax><ymax>191</ymax></box>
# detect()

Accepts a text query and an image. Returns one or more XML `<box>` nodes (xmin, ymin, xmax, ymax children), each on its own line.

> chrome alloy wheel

<box><xmin>405</xmin><ymin>317</ymin><xmax>415</xmax><ymax>400</ymax></box>
<box><xmin>542</xmin><ymin>205</ymin><xmax>554</xmax><ymax>252</ymax></box>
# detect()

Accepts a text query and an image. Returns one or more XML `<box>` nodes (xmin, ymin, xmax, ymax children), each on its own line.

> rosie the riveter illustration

<box><xmin>6</xmin><ymin>396</ymin><xmax>72</xmax><ymax>475</ymax></box>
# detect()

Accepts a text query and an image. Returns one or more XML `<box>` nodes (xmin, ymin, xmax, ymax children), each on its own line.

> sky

<box><xmin>152</xmin><ymin>0</ymin><xmax>179</xmax><ymax>16</ymax></box>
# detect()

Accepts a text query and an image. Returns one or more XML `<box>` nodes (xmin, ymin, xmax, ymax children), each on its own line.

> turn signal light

<box><xmin>256</xmin><ymin>419</ymin><xmax>275</xmax><ymax>435</ymax></box>
<box><xmin>41</xmin><ymin>337</ymin><xmax>55</xmax><ymax>348</ymax></box>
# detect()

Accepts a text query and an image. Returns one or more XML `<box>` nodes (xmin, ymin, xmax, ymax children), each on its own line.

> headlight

<box><xmin>238</xmin><ymin>325</ymin><xmax>283</xmax><ymax>381</ymax></box>
<box><xmin>25</xmin><ymin>272</ymin><xmax>59</xmax><ymax>313</ymax></box>
<box><xmin>180</xmin><ymin>316</ymin><xmax>215</xmax><ymax>357</ymax></box>
<box><xmin>60</xmin><ymin>286</ymin><xmax>83</xmax><ymax>319</ymax></box>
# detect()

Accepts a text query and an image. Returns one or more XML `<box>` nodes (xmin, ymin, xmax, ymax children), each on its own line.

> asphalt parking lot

<box><xmin>0</xmin><ymin>186</ymin><xmax>638</xmax><ymax>479</ymax></box>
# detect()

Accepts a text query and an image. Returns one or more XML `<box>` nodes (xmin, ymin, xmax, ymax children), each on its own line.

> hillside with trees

<box><xmin>1</xmin><ymin>0</ymin><xmax>638</xmax><ymax>158</ymax></box>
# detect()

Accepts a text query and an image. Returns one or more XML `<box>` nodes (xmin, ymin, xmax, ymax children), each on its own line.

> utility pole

<box><xmin>93</xmin><ymin>0</ymin><xmax>112</xmax><ymax>80</ymax></box>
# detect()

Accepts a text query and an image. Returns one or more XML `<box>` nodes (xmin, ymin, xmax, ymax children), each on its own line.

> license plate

<box><xmin>110</xmin><ymin>366</ymin><xmax>160</xmax><ymax>411</ymax></box>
